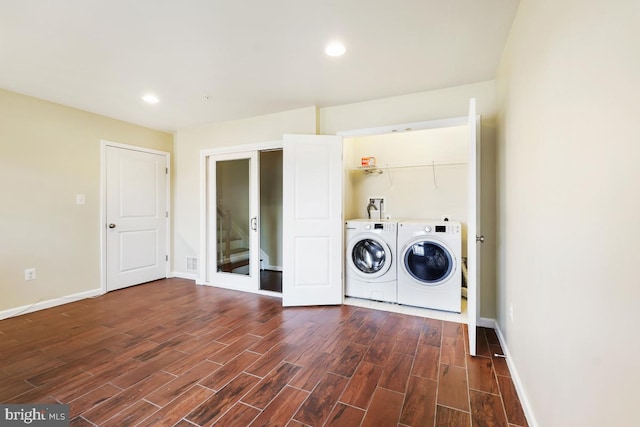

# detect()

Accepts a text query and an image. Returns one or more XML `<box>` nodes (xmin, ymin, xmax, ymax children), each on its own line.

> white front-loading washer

<box><xmin>345</xmin><ymin>219</ymin><xmax>397</xmax><ymax>303</ymax></box>
<box><xmin>397</xmin><ymin>220</ymin><xmax>462</xmax><ymax>312</ymax></box>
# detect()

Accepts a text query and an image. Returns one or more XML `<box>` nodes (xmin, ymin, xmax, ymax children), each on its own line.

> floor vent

<box><xmin>186</xmin><ymin>257</ymin><xmax>198</xmax><ymax>271</ymax></box>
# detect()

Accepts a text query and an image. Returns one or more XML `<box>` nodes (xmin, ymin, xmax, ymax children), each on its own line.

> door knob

<box><xmin>476</xmin><ymin>235</ymin><xmax>485</xmax><ymax>243</ymax></box>
<box><xmin>108</xmin><ymin>223</ymin><xmax>116</xmax><ymax>229</ymax></box>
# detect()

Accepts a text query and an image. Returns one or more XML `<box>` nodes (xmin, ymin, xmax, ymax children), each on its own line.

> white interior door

<box><xmin>207</xmin><ymin>152</ymin><xmax>260</xmax><ymax>290</ymax></box>
<box><xmin>282</xmin><ymin>134</ymin><xmax>343</xmax><ymax>306</ymax></box>
<box><xmin>106</xmin><ymin>145</ymin><xmax>168</xmax><ymax>292</ymax></box>
<box><xmin>467</xmin><ymin>98</ymin><xmax>481</xmax><ymax>356</ymax></box>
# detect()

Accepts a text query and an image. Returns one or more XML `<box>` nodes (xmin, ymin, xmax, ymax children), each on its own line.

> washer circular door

<box><xmin>402</xmin><ymin>238</ymin><xmax>455</xmax><ymax>286</ymax></box>
<box><xmin>347</xmin><ymin>234</ymin><xmax>392</xmax><ymax>280</ymax></box>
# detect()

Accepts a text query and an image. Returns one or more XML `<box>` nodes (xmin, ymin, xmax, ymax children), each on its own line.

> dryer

<box><xmin>345</xmin><ymin>220</ymin><xmax>397</xmax><ymax>303</ymax></box>
<box><xmin>397</xmin><ymin>220</ymin><xmax>462</xmax><ymax>312</ymax></box>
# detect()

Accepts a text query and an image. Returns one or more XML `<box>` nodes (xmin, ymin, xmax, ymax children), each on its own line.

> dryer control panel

<box><xmin>423</xmin><ymin>223</ymin><xmax>460</xmax><ymax>234</ymax></box>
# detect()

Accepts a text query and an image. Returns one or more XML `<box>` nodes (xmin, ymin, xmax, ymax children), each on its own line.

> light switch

<box><xmin>76</xmin><ymin>194</ymin><xmax>86</xmax><ymax>205</ymax></box>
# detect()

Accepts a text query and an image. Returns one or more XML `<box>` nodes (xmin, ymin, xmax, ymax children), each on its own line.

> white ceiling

<box><xmin>0</xmin><ymin>0</ymin><xmax>520</xmax><ymax>132</ymax></box>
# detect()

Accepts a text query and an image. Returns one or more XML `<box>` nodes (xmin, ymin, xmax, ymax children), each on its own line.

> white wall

<box><xmin>496</xmin><ymin>1</ymin><xmax>640</xmax><ymax>425</ymax></box>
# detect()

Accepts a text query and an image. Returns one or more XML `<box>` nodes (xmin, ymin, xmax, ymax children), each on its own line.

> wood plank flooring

<box><xmin>0</xmin><ymin>278</ymin><xmax>527</xmax><ymax>426</ymax></box>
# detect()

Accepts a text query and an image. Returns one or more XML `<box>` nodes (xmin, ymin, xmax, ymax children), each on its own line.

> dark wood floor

<box><xmin>260</xmin><ymin>269</ymin><xmax>282</xmax><ymax>293</ymax></box>
<box><xmin>0</xmin><ymin>278</ymin><xmax>527</xmax><ymax>426</ymax></box>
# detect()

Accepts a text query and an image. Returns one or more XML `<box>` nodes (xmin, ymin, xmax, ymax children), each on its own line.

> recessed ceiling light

<box><xmin>325</xmin><ymin>41</ymin><xmax>346</xmax><ymax>57</ymax></box>
<box><xmin>142</xmin><ymin>94</ymin><xmax>159</xmax><ymax>104</ymax></box>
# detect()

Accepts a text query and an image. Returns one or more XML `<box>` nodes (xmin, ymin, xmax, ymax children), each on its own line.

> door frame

<box><xmin>100</xmin><ymin>140</ymin><xmax>171</xmax><ymax>294</ymax></box>
<box><xmin>198</xmin><ymin>140</ymin><xmax>282</xmax><ymax>296</ymax></box>
<box><xmin>206</xmin><ymin>151</ymin><xmax>259</xmax><ymax>290</ymax></box>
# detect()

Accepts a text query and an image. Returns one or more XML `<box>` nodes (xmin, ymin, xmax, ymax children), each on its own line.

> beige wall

<box><xmin>321</xmin><ymin>81</ymin><xmax>498</xmax><ymax>317</ymax></box>
<box><xmin>0</xmin><ymin>89</ymin><xmax>173</xmax><ymax>313</ymax></box>
<box><xmin>496</xmin><ymin>1</ymin><xmax>639</xmax><ymax>425</ymax></box>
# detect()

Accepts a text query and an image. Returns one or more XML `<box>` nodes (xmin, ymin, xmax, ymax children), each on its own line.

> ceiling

<box><xmin>0</xmin><ymin>0</ymin><xmax>520</xmax><ymax>132</ymax></box>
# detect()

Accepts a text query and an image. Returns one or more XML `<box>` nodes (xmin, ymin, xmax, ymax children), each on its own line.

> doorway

<box><xmin>204</xmin><ymin>147</ymin><xmax>284</xmax><ymax>294</ymax></box>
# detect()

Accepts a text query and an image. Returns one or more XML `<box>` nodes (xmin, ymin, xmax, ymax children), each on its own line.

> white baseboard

<box><xmin>478</xmin><ymin>317</ymin><xmax>496</xmax><ymax>328</ymax></box>
<box><xmin>263</xmin><ymin>265</ymin><xmax>283</xmax><ymax>272</ymax></box>
<box><xmin>494</xmin><ymin>321</ymin><xmax>539</xmax><ymax>427</ymax></box>
<box><xmin>0</xmin><ymin>288</ymin><xmax>103</xmax><ymax>321</ymax></box>
<box><xmin>172</xmin><ymin>271</ymin><xmax>198</xmax><ymax>281</ymax></box>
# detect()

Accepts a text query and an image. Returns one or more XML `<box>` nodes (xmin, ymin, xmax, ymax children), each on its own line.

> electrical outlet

<box><xmin>509</xmin><ymin>303</ymin><xmax>514</xmax><ymax>322</ymax></box>
<box><xmin>24</xmin><ymin>268</ymin><xmax>36</xmax><ymax>281</ymax></box>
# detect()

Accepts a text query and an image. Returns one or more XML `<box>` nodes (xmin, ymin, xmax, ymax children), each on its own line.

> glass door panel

<box><xmin>208</xmin><ymin>152</ymin><xmax>259</xmax><ymax>289</ymax></box>
<box><xmin>216</xmin><ymin>158</ymin><xmax>251</xmax><ymax>275</ymax></box>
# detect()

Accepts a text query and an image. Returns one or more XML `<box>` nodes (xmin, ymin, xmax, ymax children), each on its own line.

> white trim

<box><xmin>198</xmin><ymin>149</ymin><xmax>207</xmax><ymax>285</ymax></box>
<box><xmin>200</xmin><ymin>140</ymin><xmax>283</xmax><ymax>157</ymax></box>
<box><xmin>478</xmin><ymin>317</ymin><xmax>496</xmax><ymax>328</ymax></box>
<box><xmin>494</xmin><ymin>322</ymin><xmax>539</xmax><ymax>427</ymax></box>
<box><xmin>337</xmin><ymin>116</ymin><xmax>468</xmax><ymax>137</ymax></box>
<box><xmin>100</xmin><ymin>140</ymin><xmax>171</xmax><ymax>156</ymax></box>
<box><xmin>172</xmin><ymin>271</ymin><xmax>198</xmax><ymax>281</ymax></box>
<box><xmin>0</xmin><ymin>288</ymin><xmax>103</xmax><ymax>320</ymax></box>
<box><xmin>100</xmin><ymin>140</ymin><xmax>171</xmax><ymax>294</ymax></box>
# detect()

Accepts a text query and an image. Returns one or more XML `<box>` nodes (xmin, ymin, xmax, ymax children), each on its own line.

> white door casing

<box><xmin>104</xmin><ymin>144</ymin><xmax>169</xmax><ymax>292</ymax></box>
<box><xmin>467</xmin><ymin>98</ymin><xmax>481</xmax><ymax>356</ymax></box>
<box><xmin>206</xmin><ymin>151</ymin><xmax>260</xmax><ymax>289</ymax></box>
<box><xmin>282</xmin><ymin>134</ymin><xmax>343</xmax><ymax>306</ymax></box>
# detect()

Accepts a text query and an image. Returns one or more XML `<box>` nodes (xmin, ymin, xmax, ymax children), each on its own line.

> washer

<box><xmin>397</xmin><ymin>220</ymin><xmax>462</xmax><ymax>312</ymax></box>
<box><xmin>345</xmin><ymin>219</ymin><xmax>397</xmax><ymax>303</ymax></box>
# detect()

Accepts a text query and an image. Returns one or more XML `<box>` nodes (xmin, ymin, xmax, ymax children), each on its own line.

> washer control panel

<box><xmin>346</xmin><ymin>220</ymin><xmax>397</xmax><ymax>233</ymax></box>
<box><xmin>371</xmin><ymin>222</ymin><xmax>396</xmax><ymax>232</ymax></box>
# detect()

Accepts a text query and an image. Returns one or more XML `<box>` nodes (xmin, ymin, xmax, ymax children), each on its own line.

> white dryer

<box><xmin>345</xmin><ymin>220</ymin><xmax>397</xmax><ymax>303</ymax></box>
<box><xmin>397</xmin><ymin>220</ymin><xmax>462</xmax><ymax>312</ymax></box>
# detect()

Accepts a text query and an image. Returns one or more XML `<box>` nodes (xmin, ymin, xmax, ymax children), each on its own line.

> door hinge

<box><xmin>166</xmin><ymin>211</ymin><xmax>169</xmax><ymax>218</ymax></box>
<box><xmin>165</xmin><ymin>167</ymin><xmax>168</xmax><ymax>174</ymax></box>
<box><xmin>166</xmin><ymin>255</ymin><xmax>169</xmax><ymax>261</ymax></box>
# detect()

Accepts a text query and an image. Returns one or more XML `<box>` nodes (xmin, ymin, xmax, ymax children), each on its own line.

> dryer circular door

<box><xmin>401</xmin><ymin>238</ymin><xmax>455</xmax><ymax>286</ymax></box>
<box><xmin>347</xmin><ymin>234</ymin><xmax>393</xmax><ymax>280</ymax></box>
